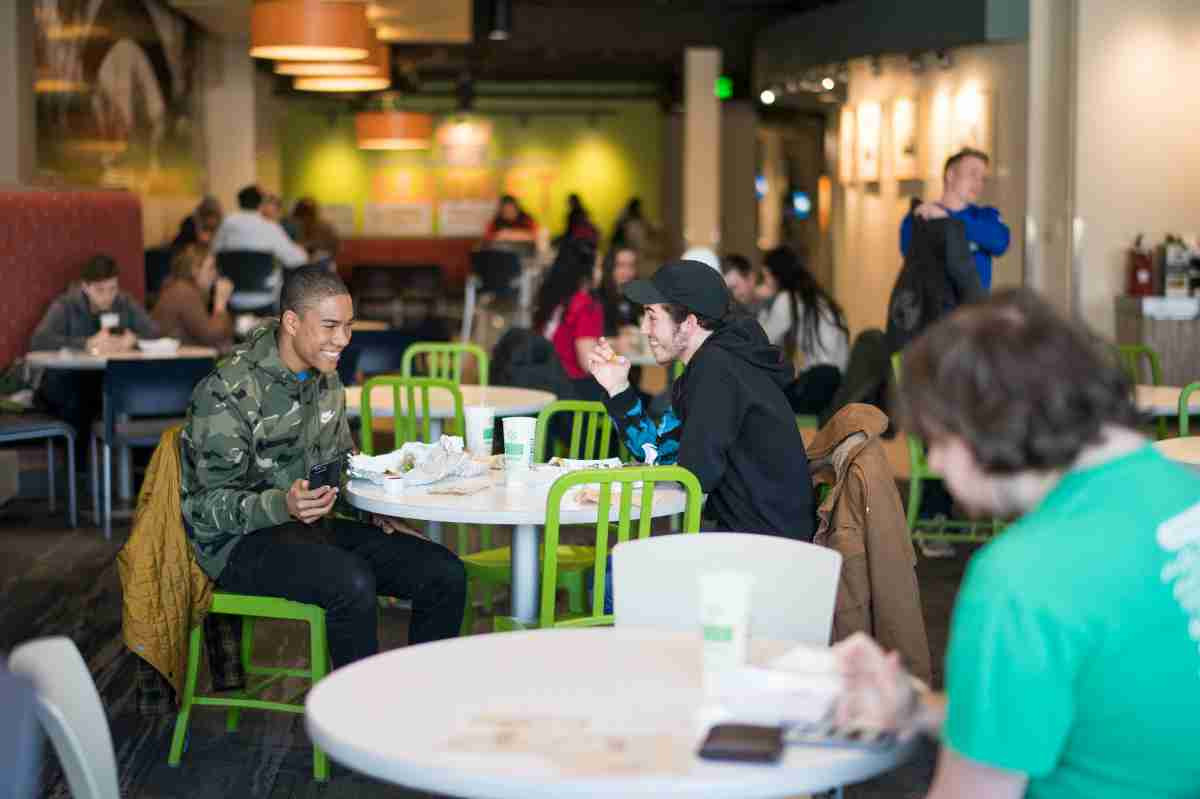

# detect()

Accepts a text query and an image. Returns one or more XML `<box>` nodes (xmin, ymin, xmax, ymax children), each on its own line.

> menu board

<box><xmin>438</xmin><ymin>199</ymin><xmax>497</xmax><ymax>237</ymax></box>
<box><xmin>362</xmin><ymin>202</ymin><xmax>434</xmax><ymax>236</ymax></box>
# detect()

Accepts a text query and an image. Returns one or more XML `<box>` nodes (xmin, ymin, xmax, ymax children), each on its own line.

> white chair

<box><xmin>612</xmin><ymin>532</ymin><xmax>843</xmax><ymax>646</ymax></box>
<box><xmin>7</xmin><ymin>637</ymin><xmax>119</xmax><ymax>799</ymax></box>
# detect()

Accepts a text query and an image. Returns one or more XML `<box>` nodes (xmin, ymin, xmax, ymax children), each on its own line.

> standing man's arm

<box><xmin>270</xmin><ymin>222</ymin><xmax>310</xmax><ymax>267</ymax></box>
<box><xmin>962</xmin><ymin>207</ymin><xmax>1010</xmax><ymax>256</ymax></box>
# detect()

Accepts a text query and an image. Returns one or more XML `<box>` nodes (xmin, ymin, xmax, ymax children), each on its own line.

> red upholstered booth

<box><xmin>0</xmin><ymin>189</ymin><xmax>143</xmax><ymax>366</ymax></box>
<box><xmin>337</xmin><ymin>237</ymin><xmax>476</xmax><ymax>293</ymax></box>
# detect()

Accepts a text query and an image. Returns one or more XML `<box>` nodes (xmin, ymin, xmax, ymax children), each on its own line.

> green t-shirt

<box><xmin>945</xmin><ymin>445</ymin><xmax>1200</xmax><ymax>799</ymax></box>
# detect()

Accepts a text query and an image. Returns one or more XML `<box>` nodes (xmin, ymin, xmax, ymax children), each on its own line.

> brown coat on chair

<box><xmin>806</xmin><ymin>404</ymin><xmax>932</xmax><ymax>684</ymax></box>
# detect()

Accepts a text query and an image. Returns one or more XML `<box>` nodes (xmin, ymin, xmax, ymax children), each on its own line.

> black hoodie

<box><xmin>603</xmin><ymin>315</ymin><xmax>815</xmax><ymax>540</ymax></box>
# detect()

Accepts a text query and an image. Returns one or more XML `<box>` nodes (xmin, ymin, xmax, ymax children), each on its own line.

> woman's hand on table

<box><xmin>371</xmin><ymin>514</ymin><xmax>427</xmax><ymax>539</ymax></box>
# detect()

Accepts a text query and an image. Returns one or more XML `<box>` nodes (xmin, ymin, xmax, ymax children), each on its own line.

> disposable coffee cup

<box><xmin>698</xmin><ymin>571</ymin><xmax>754</xmax><ymax>693</ymax></box>
<box><xmin>99</xmin><ymin>312</ymin><xmax>119</xmax><ymax>330</ymax></box>
<box><xmin>502</xmin><ymin>416</ymin><xmax>537</xmax><ymax>477</ymax></box>
<box><xmin>465</xmin><ymin>406</ymin><xmax>496</xmax><ymax>458</ymax></box>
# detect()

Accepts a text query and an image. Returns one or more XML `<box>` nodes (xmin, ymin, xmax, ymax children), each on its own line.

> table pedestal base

<box><xmin>509</xmin><ymin>522</ymin><xmax>541</xmax><ymax>625</ymax></box>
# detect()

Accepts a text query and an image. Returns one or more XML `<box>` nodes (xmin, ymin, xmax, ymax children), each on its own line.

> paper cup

<box><xmin>698</xmin><ymin>571</ymin><xmax>754</xmax><ymax>693</ymax></box>
<box><xmin>502</xmin><ymin>416</ymin><xmax>537</xmax><ymax>476</ymax></box>
<box><xmin>465</xmin><ymin>406</ymin><xmax>496</xmax><ymax>458</ymax></box>
<box><xmin>99</xmin><ymin>312</ymin><xmax>119</xmax><ymax>330</ymax></box>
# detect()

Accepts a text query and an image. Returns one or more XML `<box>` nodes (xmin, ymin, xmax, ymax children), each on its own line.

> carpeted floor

<box><xmin>0</xmin><ymin>491</ymin><xmax>968</xmax><ymax>799</ymax></box>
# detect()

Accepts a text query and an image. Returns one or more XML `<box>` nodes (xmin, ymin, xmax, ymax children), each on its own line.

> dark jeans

<box><xmin>215</xmin><ymin>518</ymin><xmax>466</xmax><ymax>668</ymax></box>
<box><xmin>786</xmin><ymin>365</ymin><xmax>842</xmax><ymax>416</ymax></box>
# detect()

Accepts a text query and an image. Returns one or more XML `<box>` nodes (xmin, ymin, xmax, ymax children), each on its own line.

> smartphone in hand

<box><xmin>307</xmin><ymin>455</ymin><xmax>345</xmax><ymax>490</ymax></box>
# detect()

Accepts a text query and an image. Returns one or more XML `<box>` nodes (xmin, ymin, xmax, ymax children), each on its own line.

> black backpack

<box><xmin>491</xmin><ymin>328</ymin><xmax>576</xmax><ymax>402</ymax></box>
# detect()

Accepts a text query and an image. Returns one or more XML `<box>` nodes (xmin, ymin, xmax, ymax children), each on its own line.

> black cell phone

<box><xmin>107</xmin><ymin>325</ymin><xmax>126</xmax><ymax>336</ymax></box>
<box><xmin>697</xmin><ymin>724</ymin><xmax>784</xmax><ymax>764</ymax></box>
<box><xmin>307</xmin><ymin>455</ymin><xmax>344</xmax><ymax>490</ymax></box>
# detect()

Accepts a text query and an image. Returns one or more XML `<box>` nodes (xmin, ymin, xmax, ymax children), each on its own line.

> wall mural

<box><xmin>34</xmin><ymin>0</ymin><xmax>200</xmax><ymax>195</ymax></box>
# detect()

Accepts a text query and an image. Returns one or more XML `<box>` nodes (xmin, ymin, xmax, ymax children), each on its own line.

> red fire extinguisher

<box><xmin>1127</xmin><ymin>234</ymin><xmax>1155</xmax><ymax>296</ymax></box>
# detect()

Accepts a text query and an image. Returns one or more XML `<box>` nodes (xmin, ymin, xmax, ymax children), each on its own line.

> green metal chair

<box><xmin>401</xmin><ymin>342</ymin><xmax>489</xmax><ymax>386</ymax></box>
<box><xmin>537</xmin><ymin>465</ymin><xmax>703</xmax><ymax>629</ymax></box>
<box><xmin>358</xmin><ymin>375</ymin><xmax>464</xmax><ymax>455</ymax></box>
<box><xmin>169</xmin><ymin>593</ymin><xmax>331</xmax><ymax>781</ymax></box>
<box><xmin>459</xmin><ymin>400</ymin><xmax>615</xmax><ymax>634</ymax></box>
<box><xmin>891</xmin><ymin>352</ymin><xmax>1000</xmax><ymax>544</ymax></box>
<box><xmin>1116</xmin><ymin>344</ymin><xmax>1168</xmax><ymax>439</ymax></box>
<box><xmin>1178</xmin><ymin>382</ymin><xmax>1200</xmax><ymax>436</ymax></box>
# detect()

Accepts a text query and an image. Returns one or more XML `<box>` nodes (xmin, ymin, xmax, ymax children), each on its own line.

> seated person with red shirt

<box><xmin>482</xmin><ymin>194</ymin><xmax>537</xmax><ymax>243</ymax></box>
<box><xmin>534</xmin><ymin>239</ymin><xmax>605</xmax><ymax>400</ymax></box>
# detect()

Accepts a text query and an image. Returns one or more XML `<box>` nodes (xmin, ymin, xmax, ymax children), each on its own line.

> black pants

<box><xmin>787</xmin><ymin>365</ymin><xmax>842</xmax><ymax>416</ymax></box>
<box><xmin>215</xmin><ymin>518</ymin><xmax>466</xmax><ymax>668</ymax></box>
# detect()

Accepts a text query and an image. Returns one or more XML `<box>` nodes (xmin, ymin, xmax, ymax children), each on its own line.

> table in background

<box><xmin>1135</xmin><ymin>384</ymin><xmax>1200</xmax><ymax>418</ymax></box>
<box><xmin>345</xmin><ymin>384</ymin><xmax>554</xmax><ymax>439</ymax></box>
<box><xmin>345</xmin><ymin>471</ymin><xmax>685</xmax><ymax>625</ymax></box>
<box><xmin>1155</xmin><ymin>436</ymin><xmax>1200</xmax><ymax>467</ymax></box>
<box><xmin>306</xmin><ymin>628</ymin><xmax>916</xmax><ymax>798</ymax></box>
<box><xmin>25</xmin><ymin>347</ymin><xmax>217</xmax><ymax>501</ymax></box>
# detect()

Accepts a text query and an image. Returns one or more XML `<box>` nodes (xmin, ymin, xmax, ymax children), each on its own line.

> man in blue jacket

<box><xmin>900</xmin><ymin>148</ymin><xmax>1009</xmax><ymax>290</ymax></box>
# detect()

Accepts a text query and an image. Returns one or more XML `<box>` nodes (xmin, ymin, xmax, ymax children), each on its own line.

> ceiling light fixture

<box><xmin>251</xmin><ymin>0</ymin><xmax>371</xmax><ymax>62</ymax></box>
<box><xmin>274</xmin><ymin>37</ymin><xmax>389</xmax><ymax>77</ymax></box>
<box><xmin>355</xmin><ymin>111</ymin><xmax>434</xmax><ymax>150</ymax></box>
<box><xmin>488</xmin><ymin>0</ymin><xmax>512</xmax><ymax>40</ymax></box>
<box><xmin>760</xmin><ymin>89</ymin><xmax>776</xmax><ymax>105</ymax></box>
<box><xmin>294</xmin><ymin>75</ymin><xmax>392</xmax><ymax>92</ymax></box>
<box><xmin>821</xmin><ymin>77</ymin><xmax>835</xmax><ymax>91</ymax></box>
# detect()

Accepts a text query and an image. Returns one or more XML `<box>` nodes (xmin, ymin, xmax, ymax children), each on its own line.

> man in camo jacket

<box><xmin>181</xmin><ymin>266</ymin><xmax>465</xmax><ymax>667</ymax></box>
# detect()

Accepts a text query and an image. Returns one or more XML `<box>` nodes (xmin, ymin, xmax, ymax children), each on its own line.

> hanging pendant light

<box><xmin>274</xmin><ymin>35</ymin><xmax>389</xmax><ymax>77</ymax></box>
<box><xmin>250</xmin><ymin>0</ymin><xmax>371</xmax><ymax>62</ymax></box>
<box><xmin>355</xmin><ymin>111</ymin><xmax>434</xmax><ymax>150</ymax></box>
<box><xmin>294</xmin><ymin>75</ymin><xmax>391</xmax><ymax>92</ymax></box>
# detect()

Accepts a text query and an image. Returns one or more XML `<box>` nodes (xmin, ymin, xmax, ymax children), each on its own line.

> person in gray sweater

<box><xmin>30</xmin><ymin>255</ymin><xmax>160</xmax><ymax>463</ymax></box>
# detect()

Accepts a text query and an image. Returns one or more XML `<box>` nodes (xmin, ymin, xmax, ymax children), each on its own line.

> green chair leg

<box><xmin>906</xmin><ymin>472</ymin><xmax>923</xmax><ymax>533</ymax></box>
<box><xmin>168</xmin><ymin>624</ymin><xmax>203</xmax><ymax>766</ymax></box>
<box><xmin>562</xmin><ymin>570</ymin><xmax>586</xmax><ymax>615</ymax></box>
<box><xmin>308</xmin><ymin>610</ymin><xmax>329</xmax><ymax>782</ymax></box>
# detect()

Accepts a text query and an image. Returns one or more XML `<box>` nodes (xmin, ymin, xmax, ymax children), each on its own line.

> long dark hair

<box><xmin>762</xmin><ymin>246</ymin><xmax>847</xmax><ymax>361</ymax></box>
<box><xmin>597</xmin><ymin>245</ymin><xmax>637</xmax><ymax>336</ymax></box>
<box><xmin>533</xmin><ymin>239</ymin><xmax>595</xmax><ymax>332</ymax></box>
<box><xmin>491</xmin><ymin>194</ymin><xmax>532</xmax><ymax>230</ymax></box>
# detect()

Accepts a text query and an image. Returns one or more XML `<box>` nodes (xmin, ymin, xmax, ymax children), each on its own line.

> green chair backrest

<box><xmin>359</xmin><ymin>375</ymin><xmax>464</xmax><ymax>454</ymax></box>
<box><xmin>401</xmin><ymin>342</ymin><xmax>489</xmax><ymax>386</ymax></box>
<box><xmin>1179</xmin><ymin>382</ymin><xmax>1200</xmax><ymax>436</ymax></box>
<box><xmin>672</xmin><ymin>360</ymin><xmax>685</xmax><ymax>379</ymax></box>
<box><xmin>533</xmin><ymin>400</ymin><xmax>614</xmax><ymax>462</ymax></box>
<box><xmin>1116</xmin><ymin>344</ymin><xmax>1162</xmax><ymax>387</ymax></box>
<box><xmin>540</xmin><ymin>465</ymin><xmax>703</xmax><ymax>628</ymax></box>
<box><xmin>890</xmin><ymin>352</ymin><xmax>931</xmax><ymax>475</ymax></box>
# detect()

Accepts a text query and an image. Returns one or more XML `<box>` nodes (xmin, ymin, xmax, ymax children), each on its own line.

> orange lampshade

<box><xmin>250</xmin><ymin>0</ymin><xmax>371</xmax><ymax>62</ymax></box>
<box><xmin>294</xmin><ymin>75</ymin><xmax>392</xmax><ymax>92</ymax></box>
<box><xmin>355</xmin><ymin>111</ymin><xmax>434</xmax><ymax>150</ymax></box>
<box><xmin>274</xmin><ymin>31</ymin><xmax>389</xmax><ymax>76</ymax></box>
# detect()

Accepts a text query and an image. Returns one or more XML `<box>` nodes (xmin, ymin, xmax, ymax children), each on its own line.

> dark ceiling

<box><xmin>385</xmin><ymin>0</ymin><xmax>841</xmax><ymax>98</ymax></box>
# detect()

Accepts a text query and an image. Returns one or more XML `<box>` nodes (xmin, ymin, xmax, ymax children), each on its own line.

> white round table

<box><xmin>345</xmin><ymin>472</ymin><xmax>686</xmax><ymax>625</ymax></box>
<box><xmin>306</xmin><ymin>628</ymin><xmax>916</xmax><ymax>798</ymax></box>
<box><xmin>1135</xmin><ymin>384</ymin><xmax>1200</xmax><ymax>418</ymax></box>
<box><xmin>1155</xmin><ymin>436</ymin><xmax>1200</xmax><ymax>466</ymax></box>
<box><xmin>25</xmin><ymin>346</ymin><xmax>218</xmax><ymax>370</ymax></box>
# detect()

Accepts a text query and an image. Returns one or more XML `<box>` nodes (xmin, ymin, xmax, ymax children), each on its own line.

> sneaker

<box><xmin>918</xmin><ymin>538</ymin><xmax>957</xmax><ymax>558</ymax></box>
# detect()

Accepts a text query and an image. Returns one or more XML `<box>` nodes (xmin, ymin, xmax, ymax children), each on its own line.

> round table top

<box><xmin>25</xmin><ymin>346</ymin><xmax>218</xmax><ymax>370</ymax></box>
<box><xmin>345</xmin><ymin>470</ymin><xmax>687</xmax><ymax>526</ymax></box>
<box><xmin>1155</xmin><ymin>436</ymin><xmax>1200</xmax><ymax>465</ymax></box>
<box><xmin>306</xmin><ymin>628</ymin><xmax>915</xmax><ymax>798</ymax></box>
<box><xmin>1135</xmin><ymin>384</ymin><xmax>1200</xmax><ymax>417</ymax></box>
<box><xmin>344</xmin><ymin>384</ymin><xmax>555</xmax><ymax>419</ymax></box>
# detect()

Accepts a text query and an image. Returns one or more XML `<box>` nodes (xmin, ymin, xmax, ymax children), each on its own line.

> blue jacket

<box><xmin>900</xmin><ymin>204</ymin><xmax>1009</xmax><ymax>289</ymax></box>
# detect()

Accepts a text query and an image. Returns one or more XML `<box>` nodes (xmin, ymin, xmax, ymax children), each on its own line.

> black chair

<box><xmin>338</xmin><ymin>330</ymin><xmax>424</xmax><ymax>386</ymax></box>
<box><xmin>470</xmin><ymin>250</ymin><xmax>522</xmax><ymax>295</ymax></box>
<box><xmin>0</xmin><ymin>414</ymin><xmax>77</xmax><ymax>528</ymax></box>
<box><xmin>144</xmin><ymin>247</ymin><xmax>173</xmax><ymax>304</ymax></box>
<box><xmin>216</xmin><ymin>250</ymin><xmax>277</xmax><ymax>314</ymax></box>
<box><xmin>350</xmin><ymin>264</ymin><xmax>443</xmax><ymax>327</ymax></box>
<box><xmin>92</xmin><ymin>357</ymin><xmax>215</xmax><ymax>538</ymax></box>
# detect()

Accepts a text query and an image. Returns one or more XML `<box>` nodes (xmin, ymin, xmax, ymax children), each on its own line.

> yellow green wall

<box><xmin>279</xmin><ymin>97</ymin><xmax>664</xmax><ymax>238</ymax></box>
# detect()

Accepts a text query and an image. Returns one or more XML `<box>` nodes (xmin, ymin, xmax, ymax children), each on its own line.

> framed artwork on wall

<box><xmin>951</xmin><ymin>86</ymin><xmax>992</xmax><ymax>155</ymax></box>
<box><xmin>856</xmin><ymin>102</ymin><xmax>882</xmax><ymax>183</ymax></box>
<box><xmin>891</xmin><ymin>97</ymin><xmax>919</xmax><ymax>180</ymax></box>
<box><xmin>838</xmin><ymin>107</ymin><xmax>855</xmax><ymax>184</ymax></box>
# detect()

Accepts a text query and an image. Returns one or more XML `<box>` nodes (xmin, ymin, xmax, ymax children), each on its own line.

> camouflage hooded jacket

<box><xmin>181</xmin><ymin>321</ymin><xmax>353</xmax><ymax>579</ymax></box>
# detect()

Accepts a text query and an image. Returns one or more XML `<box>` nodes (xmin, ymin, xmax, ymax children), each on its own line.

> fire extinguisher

<box><xmin>1127</xmin><ymin>234</ymin><xmax>1155</xmax><ymax>296</ymax></box>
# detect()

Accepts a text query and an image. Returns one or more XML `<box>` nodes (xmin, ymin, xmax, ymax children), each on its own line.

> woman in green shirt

<box><xmin>836</xmin><ymin>289</ymin><xmax>1200</xmax><ymax>799</ymax></box>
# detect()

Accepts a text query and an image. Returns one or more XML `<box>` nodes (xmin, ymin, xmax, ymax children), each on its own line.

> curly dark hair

<box><xmin>897</xmin><ymin>288</ymin><xmax>1141</xmax><ymax>474</ymax></box>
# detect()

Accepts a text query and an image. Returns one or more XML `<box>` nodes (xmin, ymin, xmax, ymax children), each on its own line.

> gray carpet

<box><xmin>0</xmin><ymin>495</ymin><xmax>962</xmax><ymax>798</ymax></box>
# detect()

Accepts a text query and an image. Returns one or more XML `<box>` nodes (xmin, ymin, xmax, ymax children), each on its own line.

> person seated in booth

<box><xmin>482</xmin><ymin>194</ymin><xmax>537</xmax><ymax>244</ymax></box>
<box><xmin>30</xmin><ymin>254</ymin><xmax>161</xmax><ymax>461</ymax></box>
<box><xmin>900</xmin><ymin>147</ymin><xmax>1010</xmax><ymax>290</ymax></box>
<box><xmin>210</xmin><ymin>184</ymin><xmax>308</xmax><ymax>268</ymax></box>
<box><xmin>170</xmin><ymin>195</ymin><xmax>223</xmax><ymax>253</ymax></box>
<box><xmin>755</xmin><ymin>246</ymin><xmax>850</xmax><ymax>415</ymax></box>
<box><xmin>151</xmin><ymin>245</ymin><xmax>235</xmax><ymax>351</ymax></box>
<box><xmin>181</xmin><ymin>266</ymin><xmax>466</xmax><ymax>668</ymax></box>
<box><xmin>587</xmin><ymin>259</ymin><xmax>815</xmax><ymax>540</ymax></box>
<box><xmin>833</xmin><ymin>289</ymin><xmax>1200</xmax><ymax>799</ymax></box>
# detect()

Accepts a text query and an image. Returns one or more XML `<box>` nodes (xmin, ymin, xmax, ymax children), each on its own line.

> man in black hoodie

<box><xmin>587</xmin><ymin>259</ymin><xmax>814</xmax><ymax>540</ymax></box>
